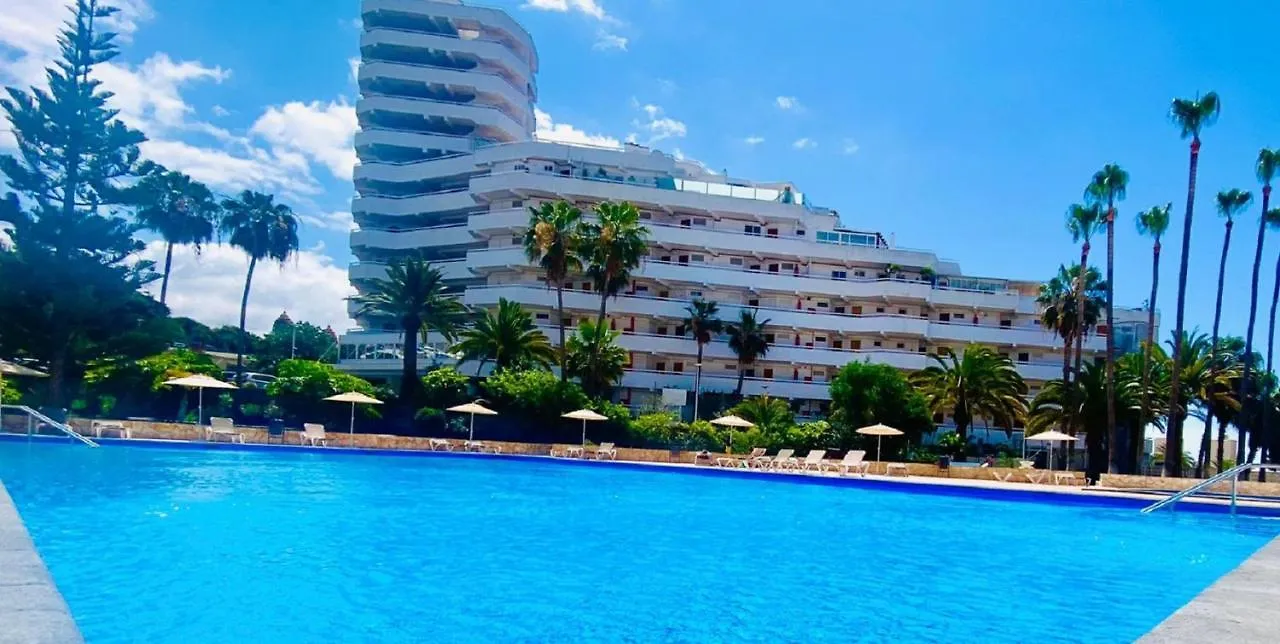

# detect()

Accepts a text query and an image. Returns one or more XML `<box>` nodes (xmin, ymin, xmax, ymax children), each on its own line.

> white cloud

<box><xmin>301</xmin><ymin>210</ymin><xmax>355</xmax><ymax>233</ymax></box>
<box><xmin>775</xmin><ymin>96</ymin><xmax>801</xmax><ymax>111</ymax></box>
<box><xmin>250</xmin><ymin>100</ymin><xmax>358</xmax><ymax>181</ymax></box>
<box><xmin>630</xmin><ymin>102</ymin><xmax>686</xmax><ymax>145</ymax></box>
<box><xmin>533</xmin><ymin>108</ymin><xmax>621</xmax><ymax>148</ymax></box>
<box><xmin>142</xmin><ymin>241</ymin><xmax>355</xmax><ymax>334</ymax></box>
<box><xmin>0</xmin><ymin>0</ymin><xmax>153</xmax><ymax>87</ymax></box>
<box><xmin>211</xmin><ymin>105</ymin><xmax>230</xmax><ymax>118</ymax></box>
<box><xmin>140</xmin><ymin>139</ymin><xmax>320</xmax><ymax>197</ymax></box>
<box><xmin>593</xmin><ymin>31</ymin><xmax>628</xmax><ymax>51</ymax></box>
<box><xmin>348</xmin><ymin>57</ymin><xmax>361</xmax><ymax>83</ymax></box>
<box><xmin>842</xmin><ymin>138</ymin><xmax>860</xmax><ymax>155</ymax></box>
<box><xmin>792</xmin><ymin>137</ymin><xmax>817</xmax><ymax>150</ymax></box>
<box><xmin>93</xmin><ymin>53</ymin><xmax>230</xmax><ymax>133</ymax></box>
<box><xmin>523</xmin><ymin>0</ymin><xmax>608</xmax><ymax>20</ymax></box>
<box><xmin>744</xmin><ymin>136</ymin><xmax>765</xmax><ymax>146</ymax></box>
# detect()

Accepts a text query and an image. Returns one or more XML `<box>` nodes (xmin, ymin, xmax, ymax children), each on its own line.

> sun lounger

<box><xmin>429</xmin><ymin>438</ymin><xmax>454</xmax><ymax>451</ymax></box>
<box><xmin>91</xmin><ymin>420</ymin><xmax>130</xmax><ymax>439</ymax></box>
<box><xmin>591</xmin><ymin>442</ymin><xmax>617</xmax><ymax>460</ymax></box>
<box><xmin>301</xmin><ymin>423</ymin><xmax>327</xmax><ymax>447</ymax></box>
<box><xmin>822</xmin><ymin>450</ymin><xmax>869</xmax><ymax>476</ymax></box>
<box><xmin>463</xmin><ymin>440</ymin><xmax>501</xmax><ymax>454</ymax></box>
<box><xmin>206</xmin><ymin>417</ymin><xmax>244</xmax><ymax>443</ymax></box>
<box><xmin>763</xmin><ymin>448</ymin><xmax>796</xmax><ymax>470</ymax></box>
<box><xmin>796</xmin><ymin>450</ymin><xmax>827</xmax><ymax>472</ymax></box>
<box><xmin>885</xmin><ymin>462</ymin><xmax>909</xmax><ymax>476</ymax></box>
<box><xmin>737</xmin><ymin>447</ymin><xmax>767</xmax><ymax>468</ymax></box>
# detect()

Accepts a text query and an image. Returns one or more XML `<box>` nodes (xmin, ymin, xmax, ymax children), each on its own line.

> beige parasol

<box><xmin>0</xmin><ymin>359</ymin><xmax>48</xmax><ymax>431</ymax></box>
<box><xmin>711</xmin><ymin>414</ymin><xmax>756</xmax><ymax>453</ymax></box>
<box><xmin>447</xmin><ymin>401</ymin><xmax>498</xmax><ymax>441</ymax></box>
<box><xmin>1025</xmin><ymin>430</ymin><xmax>1078</xmax><ymax>471</ymax></box>
<box><xmin>163</xmin><ymin>373</ymin><xmax>237</xmax><ymax>426</ymax></box>
<box><xmin>323</xmin><ymin>391</ymin><xmax>384</xmax><ymax>434</ymax></box>
<box><xmin>562</xmin><ymin>408</ymin><xmax>609</xmax><ymax>445</ymax></box>
<box><xmin>856</xmin><ymin>423</ymin><xmax>904</xmax><ymax>465</ymax></box>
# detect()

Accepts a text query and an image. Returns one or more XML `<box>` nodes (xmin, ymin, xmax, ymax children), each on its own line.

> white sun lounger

<box><xmin>206</xmin><ymin>417</ymin><xmax>244</xmax><ymax>443</ymax></box>
<box><xmin>796</xmin><ymin>449</ymin><xmax>827</xmax><ymax>472</ymax></box>
<box><xmin>429</xmin><ymin>438</ymin><xmax>454</xmax><ymax>451</ymax></box>
<box><xmin>91</xmin><ymin>420</ymin><xmax>131</xmax><ymax>439</ymax></box>
<box><xmin>301</xmin><ymin>423</ymin><xmax>327</xmax><ymax>447</ymax></box>
<box><xmin>591</xmin><ymin>442</ymin><xmax>617</xmax><ymax>460</ymax></box>
<box><xmin>464</xmin><ymin>440</ymin><xmax>502</xmax><ymax>454</ymax></box>
<box><xmin>823</xmin><ymin>450</ymin><xmax>869</xmax><ymax>476</ymax></box>
<box><xmin>764</xmin><ymin>448</ymin><xmax>796</xmax><ymax>470</ymax></box>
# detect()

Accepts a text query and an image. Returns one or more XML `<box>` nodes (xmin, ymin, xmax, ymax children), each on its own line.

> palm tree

<box><xmin>133</xmin><ymin>163</ymin><xmax>218</xmax><ymax>305</ymax></box>
<box><xmin>911</xmin><ymin>346</ymin><xmax>1029</xmax><ymax>441</ymax></box>
<box><xmin>1028</xmin><ymin>361</ymin><xmax>1141</xmax><ymax>479</ymax></box>
<box><xmin>220</xmin><ymin>191</ymin><xmax>299</xmax><ymax>380</ymax></box>
<box><xmin>1135</xmin><ymin>203</ymin><xmax>1172</xmax><ymax>470</ymax></box>
<box><xmin>1166</xmin><ymin>91</ymin><xmax>1221</xmax><ymax>478</ymax></box>
<box><xmin>683</xmin><ymin>298</ymin><xmax>722</xmax><ymax>419</ymax></box>
<box><xmin>730</xmin><ymin>395</ymin><xmax>793</xmax><ymax>433</ymax></box>
<box><xmin>580</xmin><ymin>201</ymin><xmax>649</xmax><ymax>328</ymax></box>
<box><xmin>1241</xmin><ymin>149</ymin><xmax>1280</xmax><ymax>472</ymax></box>
<box><xmin>1156</xmin><ymin>330</ymin><xmax>1240</xmax><ymax>473</ymax></box>
<box><xmin>1066</xmin><ymin>203</ymin><xmax>1105</xmax><ymax>385</ymax></box>
<box><xmin>1200</xmin><ymin>189</ymin><xmax>1252</xmax><ymax>474</ymax></box>
<box><xmin>727</xmin><ymin>309</ymin><xmax>771</xmax><ymax>396</ymax></box>
<box><xmin>1036</xmin><ymin>264</ymin><xmax>1105</xmax><ymax>404</ymax></box>
<box><xmin>1085</xmin><ymin>164</ymin><xmax>1129</xmax><ymax>473</ymax></box>
<box><xmin>452</xmin><ymin>298</ymin><xmax>555</xmax><ymax>374</ymax></box>
<box><xmin>564</xmin><ymin>320</ymin><xmax>627</xmax><ymax>398</ymax></box>
<box><xmin>353</xmin><ymin>258</ymin><xmax>467</xmax><ymax>402</ymax></box>
<box><xmin>523</xmin><ymin>200</ymin><xmax>582</xmax><ymax>380</ymax></box>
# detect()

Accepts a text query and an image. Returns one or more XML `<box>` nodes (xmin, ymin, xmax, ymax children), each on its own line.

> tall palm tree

<box><xmin>1155</xmin><ymin>330</ymin><xmax>1239</xmax><ymax>474</ymax></box>
<box><xmin>1241</xmin><ymin>149</ymin><xmax>1280</xmax><ymax>472</ymax></box>
<box><xmin>452</xmin><ymin>298</ymin><xmax>555</xmax><ymax>374</ymax></box>
<box><xmin>1066</xmin><ymin>203</ymin><xmax>1105</xmax><ymax>384</ymax></box>
<box><xmin>727</xmin><ymin>309</ymin><xmax>771</xmax><ymax>396</ymax></box>
<box><xmin>220</xmin><ymin>191</ymin><xmax>299</xmax><ymax>380</ymax></box>
<box><xmin>133</xmin><ymin>163</ymin><xmax>218</xmax><ymax>305</ymax></box>
<box><xmin>911</xmin><ymin>345</ymin><xmax>1029</xmax><ymax>441</ymax></box>
<box><xmin>1036</xmin><ymin>264</ymin><xmax>1105</xmax><ymax>433</ymax></box>
<box><xmin>683</xmin><ymin>298</ymin><xmax>722</xmax><ymax>419</ymax></box>
<box><xmin>1135</xmin><ymin>203</ymin><xmax>1172</xmax><ymax>471</ymax></box>
<box><xmin>580</xmin><ymin>201</ymin><xmax>648</xmax><ymax>328</ymax></box>
<box><xmin>523</xmin><ymin>200</ymin><xmax>582</xmax><ymax>380</ymax></box>
<box><xmin>564</xmin><ymin>320</ymin><xmax>627</xmax><ymax>398</ymax></box>
<box><xmin>1166</xmin><ymin>91</ymin><xmax>1220</xmax><ymax>478</ymax></box>
<box><xmin>1028</xmin><ymin>361</ymin><xmax>1141</xmax><ymax>479</ymax></box>
<box><xmin>353</xmin><ymin>258</ymin><xmax>468</xmax><ymax>402</ymax></box>
<box><xmin>1086</xmin><ymin>164</ymin><xmax>1129</xmax><ymax>473</ymax></box>
<box><xmin>1201</xmin><ymin>189</ymin><xmax>1252</xmax><ymax>474</ymax></box>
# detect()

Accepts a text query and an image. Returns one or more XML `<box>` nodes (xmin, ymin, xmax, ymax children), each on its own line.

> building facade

<box><xmin>342</xmin><ymin>0</ymin><xmax>1152</xmax><ymax>421</ymax></box>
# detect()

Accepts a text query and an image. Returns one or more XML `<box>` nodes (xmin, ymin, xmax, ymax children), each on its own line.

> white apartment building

<box><xmin>341</xmin><ymin>0</ymin><xmax>1152</xmax><ymax>419</ymax></box>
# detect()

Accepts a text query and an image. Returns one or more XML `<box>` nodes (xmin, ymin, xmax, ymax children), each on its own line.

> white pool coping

<box><xmin>0</xmin><ymin>481</ymin><xmax>82</xmax><ymax>643</ymax></box>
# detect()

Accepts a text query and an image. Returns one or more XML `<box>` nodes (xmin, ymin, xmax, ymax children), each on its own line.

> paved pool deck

<box><xmin>0</xmin><ymin>481</ymin><xmax>82</xmax><ymax>644</ymax></box>
<box><xmin>1141</xmin><ymin>534</ymin><xmax>1280</xmax><ymax>642</ymax></box>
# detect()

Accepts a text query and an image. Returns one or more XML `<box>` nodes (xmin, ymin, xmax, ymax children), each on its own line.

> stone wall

<box><xmin>10</xmin><ymin>417</ymin><xmax>1280</xmax><ymax>498</ymax></box>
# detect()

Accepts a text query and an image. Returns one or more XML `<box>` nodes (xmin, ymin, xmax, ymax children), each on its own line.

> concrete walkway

<box><xmin>0</xmin><ymin>481</ymin><xmax>82</xmax><ymax>644</ymax></box>
<box><xmin>1141</xmin><ymin>535</ymin><xmax>1280</xmax><ymax>643</ymax></box>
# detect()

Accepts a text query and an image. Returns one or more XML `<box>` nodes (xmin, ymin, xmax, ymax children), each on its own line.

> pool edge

<box><xmin>1140</xmin><ymin>534</ymin><xmax>1280</xmax><ymax>643</ymax></box>
<box><xmin>0</xmin><ymin>480</ymin><xmax>83</xmax><ymax>644</ymax></box>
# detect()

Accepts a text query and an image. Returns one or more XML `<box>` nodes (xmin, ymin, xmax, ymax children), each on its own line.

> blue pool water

<box><xmin>0</xmin><ymin>441</ymin><xmax>1276</xmax><ymax>643</ymax></box>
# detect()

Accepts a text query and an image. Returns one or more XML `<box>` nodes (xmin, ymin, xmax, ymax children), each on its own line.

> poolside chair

<box><xmin>1019</xmin><ymin>460</ymin><xmax>1048</xmax><ymax>484</ymax></box>
<box><xmin>301</xmin><ymin>423</ymin><xmax>327</xmax><ymax>447</ymax></box>
<box><xmin>428</xmin><ymin>438</ymin><xmax>453</xmax><ymax>451</ymax></box>
<box><xmin>591</xmin><ymin>442</ymin><xmax>617</xmax><ymax>460</ymax></box>
<box><xmin>206</xmin><ymin>417</ymin><xmax>244</xmax><ymax>444</ymax></box>
<box><xmin>738</xmin><ymin>447</ymin><xmax>768</xmax><ymax>468</ymax></box>
<box><xmin>91</xmin><ymin>420</ymin><xmax>130</xmax><ymax>439</ymax></box>
<box><xmin>822</xmin><ymin>450</ymin><xmax>869</xmax><ymax>476</ymax></box>
<box><xmin>984</xmin><ymin>463</ymin><xmax>1014</xmax><ymax>483</ymax></box>
<box><xmin>763</xmin><ymin>448</ymin><xmax>796</xmax><ymax>470</ymax></box>
<box><xmin>796</xmin><ymin>450</ymin><xmax>827</xmax><ymax>472</ymax></box>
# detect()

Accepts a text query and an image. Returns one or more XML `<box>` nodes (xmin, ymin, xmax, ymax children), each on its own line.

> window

<box><xmin>677</xmin><ymin>255</ymin><xmax>689</xmax><ymax>265</ymax></box>
<box><xmin>673</xmin><ymin>362</ymin><xmax>684</xmax><ymax>373</ymax></box>
<box><xmin>834</xmin><ymin>306</ymin><xmax>846</xmax><ymax>314</ymax></box>
<box><xmin>748</xmin><ymin>299</ymin><xmax>760</xmax><ymax>307</ymax></box>
<box><xmin>512</xmin><ymin>200</ymin><xmax>524</xmax><ymax>208</ymax></box>
<box><xmin>854</xmin><ymin>270</ymin><xmax>866</xmax><ymax>278</ymax></box>
<box><xmin>851</xmin><ymin>340</ymin><xmax>862</xmax><ymax>350</ymax></box>
<box><xmin>851</xmin><ymin>305</ymin><xmax>863</xmax><ymax>315</ymax></box>
<box><xmin>514</xmin><ymin>163</ymin><xmax>529</xmax><ymax>171</ymax></box>
<box><xmin>655</xmin><ymin>361</ymin><xmax>666</xmax><ymax>372</ymax></box>
<box><xmin>581</xmin><ymin>282</ymin><xmax>591</xmax><ymax>291</ymax></box>
<box><xmin>690</xmin><ymin>254</ymin><xmax>706</xmax><ymax>263</ymax></box>
<box><xmin>679</xmin><ymin>219</ymin><xmax>691</xmax><ymax>228</ymax></box>
<box><xmin>780</xmin><ymin>263</ymin><xmax>795</xmax><ymax>271</ymax></box>
<box><xmin>535</xmin><ymin>312</ymin><xmax>549</xmax><ymax>321</ymax></box>
<box><xmin>816</xmin><ymin>302</ymin><xmax>829</xmax><ymax>309</ymax></box>
<box><xmin>744</xmin><ymin>224</ymin><xmax>762</xmax><ymax>236</ymax></box>
<box><xmin>657</xmin><ymin>327</ymin><xmax>668</xmax><ymax>336</ymax></box>
<box><xmin>939</xmin><ymin>312</ymin><xmax>951</xmax><ymax>322</ymax></box>
<box><xmin>873</xmin><ymin>340</ymin><xmax>882</xmax><ymax>347</ymax></box>
<box><xmin>1000</xmin><ymin>319</ymin><xmax>1012</xmax><ymax>328</ymax></box>
<box><xmin>896</xmin><ymin>342</ymin><xmax>906</xmax><ymax>350</ymax></box>
<box><xmin>635</xmin><ymin>285</ymin><xmax>649</xmax><ymax>293</ymax></box>
<box><xmin>1018</xmin><ymin>352</ymin><xmax>1030</xmax><ymax>363</ymax></box>
<box><xmin>832</xmin><ymin>340</ymin><xmax>844</xmax><ymax>349</ymax></box>
<box><xmin>639</xmin><ymin>212</ymin><xmax>652</xmax><ymax>220</ymax></box>
<box><xmin>767</xmin><ymin>264</ymin><xmax>779</xmax><ymax>273</ymax></box>
<box><xmin>744</xmin><ymin>369</ymin><xmax>756</xmax><ymax>378</ymax></box>
<box><xmin>692</xmin><ymin>218</ymin><xmax>708</xmax><ymax>227</ymax></box>
<box><xmin>729</xmin><ymin>257</ymin><xmax>744</xmax><ymax>266</ymax></box>
<box><xmin>763</xmin><ymin>368</ymin><xmax>774</xmax><ymax>379</ymax></box>
<box><xmin>831</xmin><ymin>270</ymin><xmax>847</xmax><ymax>280</ymax></box>
<box><xmin>766</xmin><ymin>228</ymin><xmax>779</xmax><ymax>238</ymax></box>
<box><xmin>511</xmin><ymin>236</ymin><xmax>521</xmax><ymax>245</ymax></box>
<box><xmin>748</xmin><ymin>264</ymin><xmax>761</xmax><ymax>272</ymax></box>
<box><xmin>898</xmin><ymin>308</ymin><xmax>907</xmax><ymax>315</ymax></box>
<box><xmin>918</xmin><ymin>345</ymin><xmax>927</xmax><ymax>353</ymax></box>
<box><xmin>542</xmin><ymin>164</ymin><xmax>554</xmax><ymax>172</ymax></box>
<box><xmin>658</xmin><ymin>290</ymin><xmax>670</xmax><ymax>299</ymax></box>
<box><xmin>764</xmin><ymin>333</ymin><xmax>776</xmax><ymax>343</ymax></box>
<box><xmin>796</xmin><ymin>229</ymin><xmax>805</xmax><ymax>236</ymax></box>
<box><xmin>690</xmin><ymin>290</ymin><xmax>703</xmax><ymax>298</ymax></box>
<box><xmin>875</xmin><ymin>307</ymin><xmax>885</xmax><ymax>314</ymax></box>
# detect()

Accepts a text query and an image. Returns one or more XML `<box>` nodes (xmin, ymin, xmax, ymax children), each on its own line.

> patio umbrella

<box><xmin>323</xmin><ymin>391</ymin><xmax>384</xmax><ymax>434</ymax></box>
<box><xmin>562</xmin><ymin>408</ymin><xmax>608</xmax><ymax>445</ymax></box>
<box><xmin>163</xmin><ymin>373</ymin><xmax>237</xmax><ymax>426</ymax></box>
<box><xmin>1025</xmin><ymin>430</ymin><xmax>1077</xmax><ymax>471</ymax></box>
<box><xmin>0</xmin><ymin>359</ymin><xmax>47</xmax><ymax>431</ymax></box>
<box><xmin>856</xmin><ymin>423</ymin><xmax>904</xmax><ymax>465</ymax></box>
<box><xmin>447</xmin><ymin>401</ymin><xmax>497</xmax><ymax>441</ymax></box>
<box><xmin>710</xmin><ymin>414</ymin><xmax>755</xmax><ymax>453</ymax></box>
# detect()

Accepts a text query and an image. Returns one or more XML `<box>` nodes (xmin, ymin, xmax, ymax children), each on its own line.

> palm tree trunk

<box><xmin>400</xmin><ymin>318</ymin><xmax>420</xmax><ymax>403</ymax></box>
<box><xmin>160</xmin><ymin>241</ymin><xmax>174</xmax><ymax>305</ymax></box>
<box><xmin>1265</xmin><ymin>252</ymin><xmax>1280</xmax><ymax>475</ymax></box>
<box><xmin>1205</xmin><ymin>219</ymin><xmax>1234</xmax><ymax>475</ymax></box>
<box><xmin>236</xmin><ymin>255</ymin><xmax>257</xmax><ymax>383</ymax></box>
<box><xmin>1059</xmin><ymin>331</ymin><xmax>1072</xmax><ymax>435</ymax></box>
<box><xmin>694</xmin><ymin>341</ymin><xmax>704</xmax><ymax>420</ymax></box>
<box><xmin>556</xmin><ymin>281</ymin><xmax>567</xmax><ymax>382</ymax></box>
<box><xmin>735</xmin><ymin>364</ymin><xmax>746</xmax><ymax>397</ymax></box>
<box><xmin>1167</xmin><ymin>136</ymin><xmax>1201</xmax><ymax>479</ymax></box>
<box><xmin>1105</xmin><ymin>202</ymin><xmax>1118</xmax><ymax>474</ymax></box>
<box><xmin>1137</xmin><ymin>242</ymin><xmax>1160</xmax><ymax>473</ymax></box>
<box><xmin>1071</xmin><ymin>244</ymin><xmax>1091</xmax><ymax>444</ymax></box>
<box><xmin>596</xmin><ymin>279</ymin><xmax>609</xmax><ymax>329</ymax></box>
<box><xmin>1239</xmin><ymin>184</ymin><xmax>1271</xmax><ymax>479</ymax></box>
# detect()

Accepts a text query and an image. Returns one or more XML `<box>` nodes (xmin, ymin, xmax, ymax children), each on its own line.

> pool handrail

<box><xmin>1140</xmin><ymin>463</ymin><xmax>1280</xmax><ymax>515</ymax></box>
<box><xmin>0</xmin><ymin>405</ymin><xmax>98</xmax><ymax>447</ymax></box>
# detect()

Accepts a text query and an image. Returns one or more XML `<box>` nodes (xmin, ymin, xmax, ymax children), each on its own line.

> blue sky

<box><xmin>3</xmin><ymin>0</ymin><xmax>1280</xmax><ymax>351</ymax></box>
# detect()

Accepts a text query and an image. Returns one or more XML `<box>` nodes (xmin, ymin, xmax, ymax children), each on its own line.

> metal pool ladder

<box><xmin>0</xmin><ymin>405</ymin><xmax>98</xmax><ymax>447</ymax></box>
<box><xmin>1141</xmin><ymin>463</ymin><xmax>1280</xmax><ymax>515</ymax></box>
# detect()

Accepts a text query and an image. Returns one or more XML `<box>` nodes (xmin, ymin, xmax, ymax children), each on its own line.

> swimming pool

<box><xmin>1</xmin><ymin>440</ymin><xmax>1275</xmax><ymax>643</ymax></box>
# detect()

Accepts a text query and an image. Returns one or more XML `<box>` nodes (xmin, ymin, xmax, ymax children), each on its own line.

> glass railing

<box><xmin>671</xmin><ymin>178</ymin><xmax>804</xmax><ymax>206</ymax></box>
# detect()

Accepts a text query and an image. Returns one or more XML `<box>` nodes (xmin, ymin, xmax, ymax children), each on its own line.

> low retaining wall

<box><xmin>18</xmin><ymin>417</ymin><xmax>1280</xmax><ymax>498</ymax></box>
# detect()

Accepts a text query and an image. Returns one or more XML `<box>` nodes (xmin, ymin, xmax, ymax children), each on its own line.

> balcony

<box><xmin>357</xmin><ymin>93</ymin><xmax>527</xmax><ymax>144</ymax></box>
<box><xmin>353</xmin><ymin>188</ymin><xmax>477</xmax><ymax>217</ymax></box>
<box><xmin>620</xmin><ymin>370</ymin><xmax>831</xmax><ymax>400</ymax></box>
<box><xmin>350</xmin><ymin>224</ymin><xmax>479</xmax><ymax>250</ymax></box>
<box><xmin>349</xmin><ymin>259</ymin><xmax>473</xmax><ymax>282</ymax></box>
<box><xmin>356</xmin><ymin>154</ymin><xmax>479</xmax><ymax>184</ymax></box>
<box><xmin>360</xmin><ymin>60</ymin><xmax>530</xmax><ymax>124</ymax></box>
<box><xmin>362</xmin><ymin>0</ymin><xmax>537</xmax><ymax>69</ymax></box>
<box><xmin>361</xmin><ymin>28</ymin><xmax>535</xmax><ymax>88</ymax></box>
<box><xmin>355</xmin><ymin>128</ymin><xmax>475</xmax><ymax>160</ymax></box>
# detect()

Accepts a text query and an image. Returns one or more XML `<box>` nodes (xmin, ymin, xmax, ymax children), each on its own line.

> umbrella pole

<box><xmin>198</xmin><ymin>387</ymin><xmax>204</xmax><ymax>427</ymax></box>
<box><xmin>469</xmin><ymin>413</ymin><xmax>475</xmax><ymax>442</ymax></box>
<box><xmin>350</xmin><ymin>402</ymin><xmax>356</xmax><ymax>435</ymax></box>
<box><xmin>581</xmin><ymin>418</ymin><xmax>586</xmax><ymax>446</ymax></box>
<box><xmin>878</xmin><ymin>436</ymin><xmax>883</xmax><ymax>473</ymax></box>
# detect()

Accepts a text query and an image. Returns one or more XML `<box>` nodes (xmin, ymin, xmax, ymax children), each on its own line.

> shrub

<box><xmin>482</xmin><ymin>368</ymin><xmax>589</xmax><ymax>422</ymax></box>
<box><xmin>267</xmin><ymin>359</ymin><xmax>380</xmax><ymax>425</ymax></box>
<box><xmin>935</xmin><ymin>431</ymin><xmax>969</xmax><ymax>459</ymax></box>
<box><xmin>82</xmin><ymin>348</ymin><xmax>223</xmax><ymax>419</ymax></box>
<box><xmin>628</xmin><ymin>412</ymin><xmax>726</xmax><ymax>452</ymax></box>
<box><xmin>421</xmin><ymin>367</ymin><xmax>470</xmax><ymax>409</ymax></box>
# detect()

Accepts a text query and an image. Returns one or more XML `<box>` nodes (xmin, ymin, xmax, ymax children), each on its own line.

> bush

<box><xmin>421</xmin><ymin>367</ymin><xmax>471</xmax><ymax>410</ymax></box>
<box><xmin>0</xmin><ymin>377</ymin><xmax>20</xmax><ymax>404</ymax></box>
<box><xmin>627</xmin><ymin>412</ymin><xmax>726</xmax><ymax>452</ymax></box>
<box><xmin>827</xmin><ymin>361</ymin><xmax>932</xmax><ymax>449</ymax></box>
<box><xmin>482</xmin><ymin>368</ymin><xmax>589</xmax><ymax>423</ymax></box>
<box><xmin>935</xmin><ymin>431</ymin><xmax>969</xmax><ymax>459</ymax></box>
<box><xmin>267</xmin><ymin>359</ymin><xmax>380</xmax><ymax>426</ymax></box>
<box><xmin>82</xmin><ymin>348</ymin><xmax>223</xmax><ymax>419</ymax></box>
